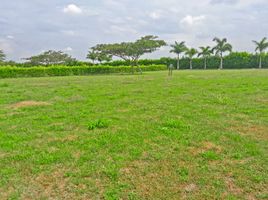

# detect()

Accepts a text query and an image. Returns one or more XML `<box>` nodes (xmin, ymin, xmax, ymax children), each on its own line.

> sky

<box><xmin>0</xmin><ymin>0</ymin><xmax>268</xmax><ymax>61</ymax></box>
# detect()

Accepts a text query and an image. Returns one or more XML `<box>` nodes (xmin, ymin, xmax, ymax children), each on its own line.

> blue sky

<box><xmin>0</xmin><ymin>0</ymin><xmax>267</xmax><ymax>61</ymax></box>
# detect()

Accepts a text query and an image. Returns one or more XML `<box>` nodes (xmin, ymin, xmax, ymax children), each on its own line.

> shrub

<box><xmin>0</xmin><ymin>65</ymin><xmax>166</xmax><ymax>78</ymax></box>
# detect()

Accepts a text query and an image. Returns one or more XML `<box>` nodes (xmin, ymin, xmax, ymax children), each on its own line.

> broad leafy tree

<box><xmin>185</xmin><ymin>48</ymin><xmax>198</xmax><ymax>70</ymax></box>
<box><xmin>92</xmin><ymin>35</ymin><xmax>166</xmax><ymax>73</ymax></box>
<box><xmin>24</xmin><ymin>50</ymin><xmax>76</xmax><ymax>66</ymax></box>
<box><xmin>170</xmin><ymin>41</ymin><xmax>187</xmax><ymax>70</ymax></box>
<box><xmin>0</xmin><ymin>50</ymin><xmax>6</xmax><ymax>63</ymax></box>
<box><xmin>87</xmin><ymin>48</ymin><xmax>112</xmax><ymax>64</ymax></box>
<box><xmin>252</xmin><ymin>37</ymin><xmax>268</xmax><ymax>69</ymax></box>
<box><xmin>198</xmin><ymin>46</ymin><xmax>213</xmax><ymax>70</ymax></box>
<box><xmin>213</xmin><ymin>37</ymin><xmax>232</xmax><ymax>69</ymax></box>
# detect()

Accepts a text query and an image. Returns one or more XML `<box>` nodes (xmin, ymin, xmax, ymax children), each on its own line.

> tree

<box><xmin>185</xmin><ymin>48</ymin><xmax>198</xmax><ymax>70</ymax></box>
<box><xmin>92</xmin><ymin>35</ymin><xmax>166</xmax><ymax>73</ymax></box>
<box><xmin>24</xmin><ymin>50</ymin><xmax>76</xmax><ymax>66</ymax></box>
<box><xmin>87</xmin><ymin>48</ymin><xmax>112</xmax><ymax>64</ymax></box>
<box><xmin>198</xmin><ymin>46</ymin><xmax>213</xmax><ymax>70</ymax></box>
<box><xmin>86</xmin><ymin>49</ymin><xmax>98</xmax><ymax>64</ymax></box>
<box><xmin>252</xmin><ymin>37</ymin><xmax>268</xmax><ymax>69</ymax></box>
<box><xmin>213</xmin><ymin>37</ymin><xmax>232</xmax><ymax>69</ymax></box>
<box><xmin>0</xmin><ymin>50</ymin><xmax>6</xmax><ymax>63</ymax></box>
<box><xmin>170</xmin><ymin>41</ymin><xmax>187</xmax><ymax>70</ymax></box>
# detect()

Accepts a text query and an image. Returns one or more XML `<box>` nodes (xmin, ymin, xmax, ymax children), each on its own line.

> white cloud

<box><xmin>148</xmin><ymin>11</ymin><xmax>162</xmax><ymax>20</ymax></box>
<box><xmin>63</xmin><ymin>4</ymin><xmax>82</xmax><ymax>15</ymax></box>
<box><xmin>64</xmin><ymin>47</ymin><xmax>73</xmax><ymax>51</ymax></box>
<box><xmin>6</xmin><ymin>35</ymin><xmax>14</xmax><ymax>39</ymax></box>
<box><xmin>180</xmin><ymin>15</ymin><xmax>206</xmax><ymax>26</ymax></box>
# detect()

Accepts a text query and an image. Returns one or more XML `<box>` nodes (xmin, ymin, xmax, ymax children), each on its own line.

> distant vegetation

<box><xmin>0</xmin><ymin>36</ymin><xmax>268</xmax><ymax>71</ymax></box>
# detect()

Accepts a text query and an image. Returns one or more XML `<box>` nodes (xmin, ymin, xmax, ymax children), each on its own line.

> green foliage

<box><xmin>185</xmin><ymin>48</ymin><xmax>198</xmax><ymax>59</ymax></box>
<box><xmin>88</xmin><ymin>119</ymin><xmax>109</xmax><ymax>130</ymax></box>
<box><xmin>24</xmin><ymin>50</ymin><xmax>76</xmax><ymax>66</ymax></box>
<box><xmin>87</xmin><ymin>49</ymin><xmax>112</xmax><ymax>64</ymax></box>
<box><xmin>103</xmin><ymin>52</ymin><xmax>268</xmax><ymax>69</ymax></box>
<box><xmin>198</xmin><ymin>46</ymin><xmax>213</xmax><ymax>58</ymax></box>
<box><xmin>212</xmin><ymin>37</ymin><xmax>232</xmax><ymax>69</ymax></box>
<box><xmin>91</xmin><ymin>35</ymin><xmax>166</xmax><ymax>66</ymax></box>
<box><xmin>212</xmin><ymin>37</ymin><xmax>233</xmax><ymax>56</ymax></box>
<box><xmin>0</xmin><ymin>50</ymin><xmax>6</xmax><ymax>62</ymax></box>
<box><xmin>170</xmin><ymin>41</ymin><xmax>187</xmax><ymax>55</ymax></box>
<box><xmin>252</xmin><ymin>37</ymin><xmax>268</xmax><ymax>68</ymax></box>
<box><xmin>253</xmin><ymin>37</ymin><xmax>268</xmax><ymax>53</ymax></box>
<box><xmin>0</xmin><ymin>65</ymin><xmax>166</xmax><ymax>78</ymax></box>
<box><xmin>185</xmin><ymin>48</ymin><xmax>198</xmax><ymax>69</ymax></box>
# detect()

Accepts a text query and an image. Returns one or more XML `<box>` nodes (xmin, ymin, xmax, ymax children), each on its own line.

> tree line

<box><xmin>0</xmin><ymin>36</ymin><xmax>268</xmax><ymax>69</ymax></box>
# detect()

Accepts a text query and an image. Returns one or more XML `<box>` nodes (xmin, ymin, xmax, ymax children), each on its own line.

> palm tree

<box><xmin>170</xmin><ymin>41</ymin><xmax>187</xmax><ymax>70</ymax></box>
<box><xmin>87</xmin><ymin>49</ymin><xmax>98</xmax><ymax>64</ymax></box>
<box><xmin>185</xmin><ymin>48</ymin><xmax>198</xmax><ymax>70</ymax></box>
<box><xmin>0</xmin><ymin>50</ymin><xmax>5</xmax><ymax>62</ymax></box>
<box><xmin>252</xmin><ymin>37</ymin><xmax>268</xmax><ymax>69</ymax></box>
<box><xmin>213</xmin><ymin>37</ymin><xmax>232</xmax><ymax>69</ymax></box>
<box><xmin>198</xmin><ymin>46</ymin><xmax>213</xmax><ymax>70</ymax></box>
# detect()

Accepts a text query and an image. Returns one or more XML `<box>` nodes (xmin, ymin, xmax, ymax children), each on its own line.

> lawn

<box><xmin>0</xmin><ymin>70</ymin><xmax>267</xmax><ymax>199</ymax></box>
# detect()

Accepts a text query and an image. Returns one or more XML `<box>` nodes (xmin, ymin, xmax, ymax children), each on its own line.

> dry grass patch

<box><xmin>21</xmin><ymin>168</ymin><xmax>77</xmax><ymax>200</ymax></box>
<box><xmin>188</xmin><ymin>141</ymin><xmax>222</xmax><ymax>156</ymax></box>
<box><xmin>10</xmin><ymin>101</ymin><xmax>51</xmax><ymax>109</ymax></box>
<box><xmin>229</xmin><ymin>123</ymin><xmax>268</xmax><ymax>140</ymax></box>
<box><xmin>119</xmin><ymin>158</ymin><xmax>198</xmax><ymax>199</ymax></box>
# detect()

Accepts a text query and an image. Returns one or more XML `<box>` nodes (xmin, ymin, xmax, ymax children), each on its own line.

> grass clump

<box><xmin>88</xmin><ymin>119</ymin><xmax>109</xmax><ymax>130</ymax></box>
<box><xmin>162</xmin><ymin>119</ymin><xmax>190</xmax><ymax>130</ymax></box>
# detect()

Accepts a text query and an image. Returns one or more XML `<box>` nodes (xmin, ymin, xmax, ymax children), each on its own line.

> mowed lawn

<box><xmin>0</xmin><ymin>70</ymin><xmax>267</xmax><ymax>200</ymax></box>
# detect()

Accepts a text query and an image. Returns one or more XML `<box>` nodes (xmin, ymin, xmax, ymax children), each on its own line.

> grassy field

<box><xmin>0</xmin><ymin>70</ymin><xmax>267</xmax><ymax>200</ymax></box>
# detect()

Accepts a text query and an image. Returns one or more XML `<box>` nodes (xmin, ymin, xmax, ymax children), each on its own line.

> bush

<box><xmin>0</xmin><ymin>65</ymin><xmax>166</xmax><ymax>78</ymax></box>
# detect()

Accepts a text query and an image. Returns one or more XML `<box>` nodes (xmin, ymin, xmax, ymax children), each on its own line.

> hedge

<box><xmin>0</xmin><ymin>65</ymin><xmax>166</xmax><ymax>78</ymax></box>
<box><xmin>103</xmin><ymin>52</ymin><xmax>268</xmax><ymax>69</ymax></box>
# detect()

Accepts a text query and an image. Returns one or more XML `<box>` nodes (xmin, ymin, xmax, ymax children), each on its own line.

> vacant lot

<box><xmin>0</xmin><ymin>70</ymin><xmax>267</xmax><ymax>199</ymax></box>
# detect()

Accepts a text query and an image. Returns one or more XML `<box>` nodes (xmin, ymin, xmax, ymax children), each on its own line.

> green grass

<box><xmin>0</xmin><ymin>70</ymin><xmax>267</xmax><ymax>199</ymax></box>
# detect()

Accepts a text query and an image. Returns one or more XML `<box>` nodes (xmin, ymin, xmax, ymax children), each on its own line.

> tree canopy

<box><xmin>213</xmin><ymin>38</ymin><xmax>232</xmax><ymax>56</ymax></box>
<box><xmin>91</xmin><ymin>35</ymin><xmax>166</xmax><ymax>65</ymax></box>
<box><xmin>253</xmin><ymin>37</ymin><xmax>268</xmax><ymax>54</ymax></box>
<box><xmin>170</xmin><ymin>41</ymin><xmax>187</xmax><ymax>56</ymax></box>
<box><xmin>24</xmin><ymin>50</ymin><xmax>76</xmax><ymax>66</ymax></box>
<box><xmin>0</xmin><ymin>50</ymin><xmax>6</xmax><ymax>62</ymax></box>
<box><xmin>87</xmin><ymin>48</ymin><xmax>112</xmax><ymax>64</ymax></box>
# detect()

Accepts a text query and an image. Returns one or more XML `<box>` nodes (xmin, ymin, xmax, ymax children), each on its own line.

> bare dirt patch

<box><xmin>10</xmin><ymin>101</ymin><xmax>51</xmax><ymax>109</ymax></box>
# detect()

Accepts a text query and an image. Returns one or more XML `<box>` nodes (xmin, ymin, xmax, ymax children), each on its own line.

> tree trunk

<box><xmin>177</xmin><ymin>55</ymin><xmax>180</xmax><ymax>70</ymax></box>
<box><xmin>220</xmin><ymin>56</ymin><xmax>223</xmax><ymax>70</ymax></box>
<box><xmin>204</xmin><ymin>58</ymin><xmax>207</xmax><ymax>70</ymax></box>
<box><xmin>259</xmin><ymin>55</ymin><xmax>262</xmax><ymax>69</ymax></box>
<box><xmin>190</xmin><ymin>59</ymin><xmax>192</xmax><ymax>70</ymax></box>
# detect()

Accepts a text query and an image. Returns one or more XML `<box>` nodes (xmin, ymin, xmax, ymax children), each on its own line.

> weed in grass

<box><xmin>177</xmin><ymin>167</ymin><xmax>189</xmax><ymax>182</ymax></box>
<box><xmin>88</xmin><ymin>119</ymin><xmax>109</xmax><ymax>130</ymax></box>
<box><xmin>161</xmin><ymin>119</ymin><xmax>190</xmax><ymax>130</ymax></box>
<box><xmin>201</xmin><ymin>150</ymin><xmax>221</xmax><ymax>161</ymax></box>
